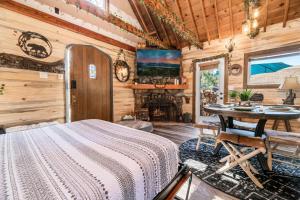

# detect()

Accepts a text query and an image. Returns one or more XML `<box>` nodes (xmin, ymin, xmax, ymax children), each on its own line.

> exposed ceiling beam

<box><xmin>161</xmin><ymin>21</ymin><xmax>172</xmax><ymax>46</ymax></box>
<box><xmin>263</xmin><ymin>0</ymin><xmax>269</xmax><ymax>32</ymax></box>
<box><xmin>173</xmin><ymin>29</ymin><xmax>181</xmax><ymax>49</ymax></box>
<box><xmin>175</xmin><ymin>0</ymin><xmax>184</xmax><ymax>22</ymax></box>
<box><xmin>64</xmin><ymin>0</ymin><xmax>169</xmax><ymax>48</ymax></box>
<box><xmin>228</xmin><ymin>0</ymin><xmax>234</xmax><ymax>36</ymax></box>
<box><xmin>143</xmin><ymin>4</ymin><xmax>162</xmax><ymax>40</ymax></box>
<box><xmin>187</xmin><ymin>0</ymin><xmax>201</xmax><ymax>42</ymax></box>
<box><xmin>199</xmin><ymin>0</ymin><xmax>211</xmax><ymax>44</ymax></box>
<box><xmin>148</xmin><ymin>31</ymin><xmax>157</xmax><ymax>35</ymax></box>
<box><xmin>162</xmin><ymin>0</ymin><xmax>181</xmax><ymax>48</ymax></box>
<box><xmin>107</xmin><ymin>15</ymin><xmax>169</xmax><ymax>48</ymax></box>
<box><xmin>174</xmin><ymin>0</ymin><xmax>187</xmax><ymax>47</ymax></box>
<box><xmin>138</xmin><ymin>0</ymin><xmax>202</xmax><ymax>48</ymax></box>
<box><xmin>283</xmin><ymin>0</ymin><xmax>290</xmax><ymax>27</ymax></box>
<box><xmin>213</xmin><ymin>0</ymin><xmax>221</xmax><ymax>38</ymax></box>
<box><xmin>128</xmin><ymin>0</ymin><xmax>149</xmax><ymax>32</ymax></box>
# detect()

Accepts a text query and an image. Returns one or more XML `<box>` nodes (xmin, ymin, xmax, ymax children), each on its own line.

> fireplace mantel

<box><xmin>126</xmin><ymin>83</ymin><xmax>188</xmax><ymax>90</ymax></box>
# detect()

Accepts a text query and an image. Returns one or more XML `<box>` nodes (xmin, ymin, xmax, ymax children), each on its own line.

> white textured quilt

<box><xmin>0</xmin><ymin>119</ymin><xmax>179</xmax><ymax>200</ymax></box>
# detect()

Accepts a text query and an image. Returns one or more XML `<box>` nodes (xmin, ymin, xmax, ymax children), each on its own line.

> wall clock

<box><xmin>114</xmin><ymin>49</ymin><xmax>130</xmax><ymax>82</ymax></box>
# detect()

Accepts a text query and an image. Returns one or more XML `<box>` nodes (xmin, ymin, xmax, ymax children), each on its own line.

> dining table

<box><xmin>204</xmin><ymin>104</ymin><xmax>300</xmax><ymax>172</ymax></box>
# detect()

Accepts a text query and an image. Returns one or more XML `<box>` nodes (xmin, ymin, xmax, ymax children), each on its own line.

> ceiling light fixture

<box><xmin>242</xmin><ymin>0</ymin><xmax>260</xmax><ymax>39</ymax></box>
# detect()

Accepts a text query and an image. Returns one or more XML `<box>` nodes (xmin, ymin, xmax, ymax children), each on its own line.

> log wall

<box><xmin>0</xmin><ymin>8</ymin><xmax>135</xmax><ymax>127</ymax></box>
<box><xmin>182</xmin><ymin>18</ymin><xmax>300</xmax><ymax>132</ymax></box>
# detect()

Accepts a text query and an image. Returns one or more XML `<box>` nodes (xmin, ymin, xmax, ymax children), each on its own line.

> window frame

<box><xmin>87</xmin><ymin>0</ymin><xmax>108</xmax><ymax>12</ymax></box>
<box><xmin>243</xmin><ymin>44</ymin><xmax>300</xmax><ymax>89</ymax></box>
<box><xmin>80</xmin><ymin>0</ymin><xmax>109</xmax><ymax>16</ymax></box>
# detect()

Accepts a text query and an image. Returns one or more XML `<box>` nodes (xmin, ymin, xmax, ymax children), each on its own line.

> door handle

<box><xmin>71</xmin><ymin>95</ymin><xmax>77</xmax><ymax>104</ymax></box>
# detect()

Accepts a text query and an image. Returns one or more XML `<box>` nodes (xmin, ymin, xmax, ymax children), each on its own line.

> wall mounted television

<box><xmin>136</xmin><ymin>49</ymin><xmax>181</xmax><ymax>77</ymax></box>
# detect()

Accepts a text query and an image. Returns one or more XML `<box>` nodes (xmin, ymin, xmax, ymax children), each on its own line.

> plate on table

<box><xmin>268</xmin><ymin>106</ymin><xmax>293</xmax><ymax>112</ymax></box>
<box><xmin>233</xmin><ymin>106</ymin><xmax>254</xmax><ymax>111</ymax></box>
<box><xmin>209</xmin><ymin>104</ymin><xmax>229</xmax><ymax>108</ymax></box>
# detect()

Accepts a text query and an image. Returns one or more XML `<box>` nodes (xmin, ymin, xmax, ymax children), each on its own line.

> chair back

<box><xmin>250</xmin><ymin>93</ymin><xmax>264</xmax><ymax>102</ymax></box>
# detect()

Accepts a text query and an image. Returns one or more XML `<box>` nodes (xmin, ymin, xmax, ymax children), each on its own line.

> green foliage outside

<box><xmin>200</xmin><ymin>71</ymin><xmax>219</xmax><ymax>90</ymax></box>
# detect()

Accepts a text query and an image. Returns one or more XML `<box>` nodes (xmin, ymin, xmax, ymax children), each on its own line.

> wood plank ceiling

<box><xmin>129</xmin><ymin>0</ymin><xmax>300</xmax><ymax>49</ymax></box>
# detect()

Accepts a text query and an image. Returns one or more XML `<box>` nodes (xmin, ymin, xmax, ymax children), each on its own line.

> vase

<box><xmin>240</xmin><ymin>101</ymin><xmax>251</xmax><ymax>106</ymax></box>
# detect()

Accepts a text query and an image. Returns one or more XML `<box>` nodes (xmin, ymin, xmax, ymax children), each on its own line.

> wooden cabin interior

<box><xmin>0</xmin><ymin>0</ymin><xmax>300</xmax><ymax>199</ymax></box>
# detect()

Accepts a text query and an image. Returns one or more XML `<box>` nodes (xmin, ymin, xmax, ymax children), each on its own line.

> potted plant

<box><xmin>229</xmin><ymin>90</ymin><xmax>239</xmax><ymax>103</ymax></box>
<box><xmin>239</xmin><ymin>89</ymin><xmax>253</xmax><ymax>106</ymax></box>
<box><xmin>182</xmin><ymin>112</ymin><xmax>192</xmax><ymax>123</ymax></box>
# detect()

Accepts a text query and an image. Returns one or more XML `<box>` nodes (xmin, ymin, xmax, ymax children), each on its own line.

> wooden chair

<box><xmin>194</xmin><ymin>115</ymin><xmax>220</xmax><ymax>151</ymax></box>
<box><xmin>250</xmin><ymin>93</ymin><xmax>264</xmax><ymax>103</ymax></box>
<box><xmin>216</xmin><ymin>132</ymin><xmax>266</xmax><ymax>189</ymax></box>
<box><xmin>265</xmin><ymin>130</ymin><xmax>300</xmax><ymax>170</ymax></box>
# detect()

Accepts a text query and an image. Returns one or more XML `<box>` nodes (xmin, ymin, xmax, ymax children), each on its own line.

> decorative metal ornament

<box><xmin>225</xmin><ymin>38</ymin><xmax>240</xmax><ymax>76</ymax></box>
<box><xmin>229</xmin><ymin>64</ymin><xmax>242</xmax><ymax>76</ymax></box>
<box><xmin>225</xmin><ymin>38</ymin><xmax>235</xmax><ymax>53</ymax></box>
<box><xmin>18</xmin><ymin>31</ymin><xmax>52</xmax><ymax>59</ymax></box>
<box><xmin>0</xmin><ymin>84</ymin><xmax>5</xmax><ymax>95</ymax></box>
<box><xmin>114</xmin><ymin>49</ymin><xmax>130</xmax><ymax>82</ymax></box>
<box><xmin>0</xmin><ymin>53</ymin><xmax>64</xmax><ymax>73</ymax></box>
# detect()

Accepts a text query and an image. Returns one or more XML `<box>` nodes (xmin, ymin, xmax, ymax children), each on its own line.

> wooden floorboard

<box><xmin>152</xmin><ymin>122</ymin><xmax>198</xmax><ymax>146</ymax></box>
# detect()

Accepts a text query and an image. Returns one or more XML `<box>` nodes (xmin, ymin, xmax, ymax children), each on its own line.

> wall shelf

<box><xmin>125</xmin><ymin>83</ymin><xmax>189</xmax><ymax>90</ymax></box>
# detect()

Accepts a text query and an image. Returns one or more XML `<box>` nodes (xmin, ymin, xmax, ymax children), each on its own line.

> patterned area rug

<box><xmin>179</xmin><ymin>138</ymin><xmax>300</xmax><ymax>200</ymax></box>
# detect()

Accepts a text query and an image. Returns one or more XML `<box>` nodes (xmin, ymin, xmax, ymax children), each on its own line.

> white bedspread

<box><xmin>0</xmin><ymin>119</ymin><xmax>179</xmax><ymax>200</ymax></box>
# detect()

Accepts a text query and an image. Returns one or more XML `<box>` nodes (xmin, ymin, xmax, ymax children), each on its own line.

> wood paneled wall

<box><xmin>182</xmin><ymin>18</ymin><xmax>300</xmax><ymax>132</ymax></box>
<box><xmin>0</xmin><ymin>68</ymin><xmax>65</xmax><ymax>127</ymax></box>
<box><xmin>0</xmin><ymin>8</ymin><xmax>135</xmax><ymax>127</ymax></box>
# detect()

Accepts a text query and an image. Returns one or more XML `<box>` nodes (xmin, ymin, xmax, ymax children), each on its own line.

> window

<box><xmin>244</xmin><ymin>45</ymin><xmax>300</xmax><ymax>88</ymax></box>
<box><xmin>86</xmin><ymin>0</ymin><xmax>106</xmax><ymax>10</ymax></box>
<box><xmin>200</xmin><ymin>69</ymin><xmax>219</xmax><ymax>91</ymax></box>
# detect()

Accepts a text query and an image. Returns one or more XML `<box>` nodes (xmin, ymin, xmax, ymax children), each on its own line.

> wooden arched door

<box><xmin>68</xmin><ymin>45</ymin><xmax>113</xmax><ymax>122</ymax></box>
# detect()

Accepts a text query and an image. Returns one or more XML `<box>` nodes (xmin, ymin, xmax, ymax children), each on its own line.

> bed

<box><xmin>0</xmin><ymin>119</ymin><xmax>182</xmax><ymax>200</ymax></box>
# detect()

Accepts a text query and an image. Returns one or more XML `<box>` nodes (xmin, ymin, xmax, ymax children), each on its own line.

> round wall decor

<box><xmin>114</xmin><ymin>49</ymin><xmax>130</xmax><ymax>82</ymax></box>
<box><xmin>229</xmin><ymin>64</ymin><xmax>242</xmax><ymax>76</ymax></box>
<box><xmin>18</xmin><ymin>31</ymin><xmax>52</xmax><ymax>59</ymax></box>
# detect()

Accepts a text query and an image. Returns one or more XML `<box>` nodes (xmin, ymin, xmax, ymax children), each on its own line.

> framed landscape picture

<box><xmin>136</xmin><ymin>49</ymin><xmax>181</xmax><ymax>77</ymax></box>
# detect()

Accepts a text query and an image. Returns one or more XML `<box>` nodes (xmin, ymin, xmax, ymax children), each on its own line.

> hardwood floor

<box><xmin>152</xmin><ymin>122</ymin><xmax>237</xmax><ymax>200</ymax></box>
<box><xmin>152</xmin><ymin>122</ymin><xmax>198</xmax><ymax>145</ymax></box>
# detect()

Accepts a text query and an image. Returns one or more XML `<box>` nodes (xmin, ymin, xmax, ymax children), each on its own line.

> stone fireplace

<box><xmin>134</xmin><ymin>90</ymin><xmax>184</xmax><ymax>121</ymax></box>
